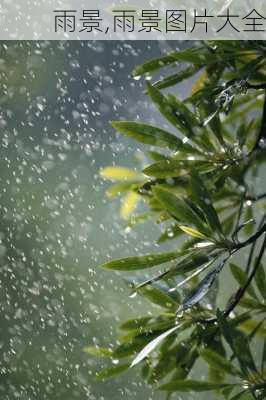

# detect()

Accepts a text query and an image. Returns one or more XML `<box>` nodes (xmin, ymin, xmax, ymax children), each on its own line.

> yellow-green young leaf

<box><xmin>159</xmin><ymin>379</ymin><xmax>233</xmax><ymax>392</ymax></box>
<box><xmin>96</xmin><ymin>363</ymin><xmax>130</xmax><ymax>380</ymax></box>
<box><xmin>106</xmin><ymin>182</ymin><xmax>137</xmax><ymax>199</ymax></box>
<box><xmin>178</xmin><ymin>226</ymin><xmax>208</xmax><ymax>240</ymax></box>
<box><xmin>100</xmin><ymin>166</ymin><xmax>141</xmax><ymax>181</ymax></box>
<box><xmin>100</xmin><ymin>250</ymin><xmax>183</xmax><ymax>271</ymax></box>
<box><xmin>120</xmin><ymin>191</ymin><xmax>139</xmax><ymax>219</ymax></box>
<box><xmin>83</xmin><ymin>346</ymin><xmax>113</xmax><ymax>358</ymax></box>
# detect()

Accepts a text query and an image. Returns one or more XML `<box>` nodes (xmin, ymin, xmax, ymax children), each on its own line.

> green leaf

<box><xmin>83</xmin><ymin>346</ymin><xmax>113</xmax><ymax>358</ymax></box>
<box><xmin>130</xmin><ymin>325</ymin><xmax>180</xmax><ymax>367</ymax></box>
<box><xmin>96</xmin><ymin>363</ymin><xmax>130</xmax><ymax>380</ymax></box>
<box><xmin>230</xmin><ymin>263</ymin><xmax>258</xmax><ymax>300</ymax></box>
<box><xmin>157</xmin><ymin>224</ymin><xmax>183</xmax><ymax>243</ymax></box>
<box><xmin>100</xmin><ymin>166</ymin><xmax>141</xmax><ymax>181</ymax></box>
<box><xmin>254</xmin><ymin>263</ymin><xmax>266</xmax><ymax>299</ymax></box>
<box><xmin>229</xmin><ymin>390</ymin><xmax>249</xmax><ymax>400</ymax></box>
<box><xmin>143</xmin><ymin>159</ymin><xmax>212</xmax><ymax>178</ymax></box>
<box><xmin>153</xmin><ymin>186</ymin><xmax>208</xmax><ymax>233</ymax></box>
<box><xmin>111</xmin><ymin>121</ymin><xmax>184</xmax><ymax>151</ymax></box>
<box><xmin>139</xmin><ymin>285</ymin><xmax>178</xmax><ymax>309</ymax></box>
<box><xmin>153</xmin><ymin>65</ymin><xmax>201</xmax><ymax>90</ymax></box>
<box><xmin>216</xmin><ymin>310</ymin><xmax>257</xmax><ymax>375</ymax></box>
<box><xmin>179</xmin><ymin>260</ymin><xmax>225</xmax><ymax>312</ymax></box>
<box><xmin>200</xmin><ymin>348</ymin><xmax>241</xmax><ymax>377</ymax></box>
<box><xmin>159</xmin><ymin>379</ymin><xmax>233</xmax><ymax>392</ymax></box>
<box><xmin>100</xmin><ymin>250</ymin><xmax>183</xmax><ymax>271</ymax></box>
<box><xmin>120</xmin><ymin>317</ymin><xmax>151</xmax><ymax>331</ymax></box>
<box><xmin>190</xmin><ymin>172</ymin><xmax>223</xmax><ymax>235</ymax></box>
<box><xmin>146</xmin><ymin>83</ymin><xmax>197</xmax><ymax>138</ymax></box>
<box><xmin>262</xmin><ymin>338</ymin><xmax>266</xmax><ymax>372</ymax></box>
<box><xmin>132</xmin><ymin>47</ymin><xmax>207</xmax><ymax>77</ymax></box>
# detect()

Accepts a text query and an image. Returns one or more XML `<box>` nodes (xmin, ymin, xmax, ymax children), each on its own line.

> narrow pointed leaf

<box><xmin>159</xmin><ymin>379</ymin><xmax>233</xmax><ymax>392</ymax></box>
<box><xmin>130</xmin><ymin>325</ymin><xmax>179</xmax><ymax>367</ymax></box>
<box><xmin>153</xmin><ymin>186</ymin><xmax>207</xmax><ymax>232</ymax></box>
<box><xmin>178</xmin><ymin>225</ymin><xmax>208</xmax><ymax>240</ymax></box>
<box><xmin>191</xmin><ymin>172</ymin><xmax>223</xmax><ymax>235</ymax></box>
<box><xmin>179</xmin><ymin>260</ymin><xmax>226</xmax><ymax>312</ymax></box>
<box><xmin>200</xmin><ymin>348</ymin><xmax>241</xmax><ymax>376</ymax></box>
<box><xmin>216</xmin><ymin>310</ymin><xmax>257</xmax><ymax>375</ymax></box>
<box><xmin>119</xmin><ymin>317</ymin><xmax>151</xmax><ymax>332</ymax></box>
<box><xmin>111</xmin><ymin>121</ymin><xmax>184</xmax><ymax>151</ymax></box>
<box><xmin>153</xmin><ymin>65</ymin><xmax>201</xmax><ymax>90</ymax></box>
<box><xmin>139</xmin><ymin>285</ymin><xmax>178</xmax><ymax>309</ymax></box>
<box><xmin>132</xmin><ymin>47</ymin><xmax>207</xmax><ymax>76</ymax></box>
<box><xmin>96</xmin><ymin>363</ymin><xmax>130</xmax><ymax>380</ymax></box>
<box><xmin>83</xmin><ymin>346</ymin><xmax>113</xmax><ymax>358</ymax></box>
<box><xmin>100</xmin><ymin>250</ymin><xmax>183</xmax><ymax>271</ymax></box>
<box><xmin>254</xmin><ymin>263</ymin><xmax>266</xmax><ymax>298</ymax></box>
<box><xmin>230</xmin><ymin>263</ymin><xmax>258</xmax><ymax>300</ymax></box>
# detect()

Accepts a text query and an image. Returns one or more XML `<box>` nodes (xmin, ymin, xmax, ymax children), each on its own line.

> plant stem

<box><xmin>253</xmin><ymin>89</ymin><xmax>266</xmax><ymax>150</ymax></box>
<box><xmin>199</xmin><ymin>233</ymin><xmax>266</xmax><ymax>325</ymax></box>
<box><xmin>224</xmin><ymin>234</ymin><xmax>266</xmax><ymax>317</ymax></box>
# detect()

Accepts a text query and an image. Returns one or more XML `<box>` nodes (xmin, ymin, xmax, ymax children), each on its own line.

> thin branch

<box><xmin>224</xmin><ymin>234</ymin><xmax>266</xmax><ymax>317</ymax></box>
<box><xmin>247</xmin><ymin>83</ymin><xmax>266</xmax><ymax>90</ymax></box>
<box><xmin>199</xmin><ymin>232</ymin><xmax>266</xmax><ymax>325</ymax></box>
<box><xmin>246</xmin><ymin>192</ymin><xmax>266</xmax><ymax>202</ymax></box>
<box><xmin>253</xmin><ymin>89</ymin><xmax>266</xmax><ymax>150</ymax></box>
<box><xmin>235</xmin><ymin>223</ymin><xmax>266</xmax><ymax>249</ymax></box>
<box><xmin>245</xmin><ymin>216</ymin><xmax>266</xmax><ymax>274</ymax></box>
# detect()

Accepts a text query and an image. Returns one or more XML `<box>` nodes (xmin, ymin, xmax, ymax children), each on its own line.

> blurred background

<box><xmin>0</xmin><ymin>41</ymin><xmax>262</xmax><ymax>400</ymax></box>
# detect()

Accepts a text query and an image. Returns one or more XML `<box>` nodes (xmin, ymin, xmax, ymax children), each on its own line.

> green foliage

<box><xmin>89</xmin><ymin>41</ymin><xmax>266</xmax><ymax>399</ymax></box>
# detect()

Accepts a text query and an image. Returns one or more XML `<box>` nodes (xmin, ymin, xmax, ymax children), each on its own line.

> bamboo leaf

<box><xmin>130</xmin><ymin>325</ymin><xmax>180</xmax><ymax>367</ymax></box>
<box><xmin>96</xmin><ymin>363</ymin><xmax>130</xmax><ymax>380</ymax></box>
<box><xmin>83</xmin><ymin>346</ymin><xmax>113</xmax><ymax>358</ymax></box>
<box><xmin>159</xmin><ymin>379</ymin><xmax>233</xmax><ymax>392</ymax></box>
<box><xmin>100</xmin><ymin>250</ymin><xmax>183</xmax><ymax>271</ymax></box>
<box><xmin>191</xmin><ymin>172</ymin><xmax>223</xmax><ymax>235</ymax></box>
<box><xmin>230</xmin><ymin>263</ymin><xmax>258</xmax><ymax>300</ymax></box>
<box><xmin>153</xmin><ymin>186</ymin><xmax>207</xmax><ymax>232</ymax></box>
<box><xmin>132</xmin><ymin>47</ymin><xmax>207</xmax><ymax>76</ymax></box>
<box><xmin>254</xmin><ymin>263</ymin><xmax>266</xmax><ymax>299</ymax></box>
<box><xmin>146</xmin><ymin>83</ymin><xmax>197</xmax><ymax>138</ymax></box>
<box><xmin>111</xmin><ymin>121</ymin><xmax>184</xmax><ymax>151</ymax></box>
<box><xmin>139</xmin><ymin>285</ymin><xmax>178</xmax><ymax>309</ymax></box>
<box><xmin>153</xmin><ymin>65</ymin><xmax>201</xmax><ymax>90</ymax></box>
<box><xmin>200</xmin><ymin>348</ymin><xmax>241</xmax><ymax>377</ymax></box>
<box><xmin>178</xmin><ymin>260</ymin><xmax>225</xmax><ymax>312</ymax></box>
<box><xmin>216</xmin><ymin>310</ymin><xmax>257</xmax><ymax>375</ymax></box>
<box><xmin>143</xmin><ymin>159</ymin><xmax>213</xmax><ymax>178</ymax></box>
<box><xmin>119</xmin><ymin>317</ymin><xmax>151</xmax><ymax>332</ymax></box>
